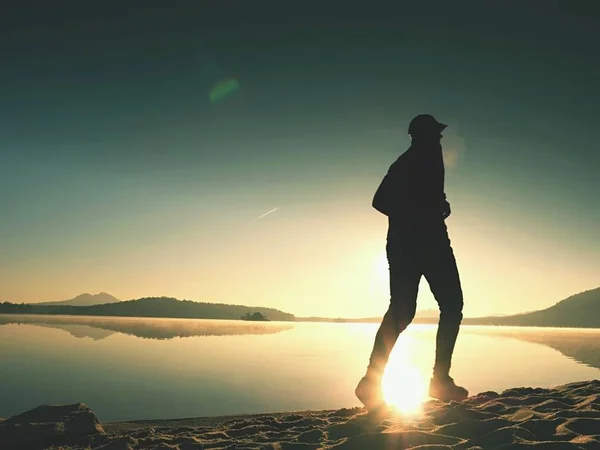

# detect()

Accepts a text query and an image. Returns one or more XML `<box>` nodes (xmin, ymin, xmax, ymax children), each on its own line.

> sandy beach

<box><xmin>1</xmin><ymin>379</ymin><xmax>599</xmax><ymax>449</ymax></box>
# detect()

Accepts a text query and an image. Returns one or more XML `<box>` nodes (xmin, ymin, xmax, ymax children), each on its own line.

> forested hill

<box><xmin>464</xmin><ymin>287</ymin><xmax>600</xmax><ymax>328</ymax></box>
<box><xmin>0</xmin><ymin>297</ymin><xmax>295</xmax><ymax>322</ymax></box>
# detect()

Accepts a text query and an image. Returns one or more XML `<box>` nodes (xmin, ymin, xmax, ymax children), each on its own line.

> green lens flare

<box><xmin>209</xmin><ymin>78</ymin><xmax>240</xmax><ymax>103</ymax></box>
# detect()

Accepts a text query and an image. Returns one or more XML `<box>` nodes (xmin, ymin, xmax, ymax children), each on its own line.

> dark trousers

<box><xmin>367</xmin><ymin>224</ymin><xmax>463</xmax><ymax>379</ymax></box>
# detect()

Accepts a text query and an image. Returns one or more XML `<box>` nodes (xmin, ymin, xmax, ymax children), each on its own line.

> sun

<box><xmin>381</xmin><ymin>362</ymin><xmax>428</xmax><ymax>416</ymax></box>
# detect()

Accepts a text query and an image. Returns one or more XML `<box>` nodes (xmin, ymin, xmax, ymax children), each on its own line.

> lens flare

<box><xmin>209</xmin><ymin>78</ymin><xmax>240</xmax><ymax>103</ymax></box>
<box><xmin>381</xmin><ymin>362</ymin><xmax>428</xmax><ymax>416</ymax></box>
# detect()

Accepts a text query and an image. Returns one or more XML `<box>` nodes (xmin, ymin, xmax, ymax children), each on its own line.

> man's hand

<box><xmin>441</xmin><ymin>199</ymin><xmax>451</xmax><ymax>219</ymax></box>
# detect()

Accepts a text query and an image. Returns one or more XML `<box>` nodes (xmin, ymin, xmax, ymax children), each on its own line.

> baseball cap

<box><xmin>408</xmin><ymin>114</ymin><xmax>448</xmax><ymax>136</ymax></box>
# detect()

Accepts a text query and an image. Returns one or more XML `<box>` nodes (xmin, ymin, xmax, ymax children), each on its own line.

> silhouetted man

<box><xmin>355</xmin><ymin>114</ymin><xmax>468</xmax><ymax>410</ymax></box>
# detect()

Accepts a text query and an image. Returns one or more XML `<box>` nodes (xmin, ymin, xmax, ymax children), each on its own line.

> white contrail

<box><xmin>249</xmin><ymin>207</ymin><xmax>278</xmax><ymax>224</ymax></box>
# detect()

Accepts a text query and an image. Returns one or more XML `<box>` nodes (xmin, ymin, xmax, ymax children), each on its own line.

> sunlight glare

<box><xmin>381</xmin><ymin>363</ymin><xmax>428</xmax><ymax>416</ymax></box>
<box><xmin>375</xmin><ymin>252</ymin><xmax>388</xmax><ymax>280</ymax></box>
<box><xmin>368</xmin><ymin>251</ymin><xmax>389</xmax><ymax>300</ymax></box>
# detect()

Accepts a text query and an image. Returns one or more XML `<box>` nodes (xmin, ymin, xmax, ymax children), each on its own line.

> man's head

<box><xmin>408</xmin><ymin>114</ymin><xmax>447</xmax><ymax>142</ymax></box>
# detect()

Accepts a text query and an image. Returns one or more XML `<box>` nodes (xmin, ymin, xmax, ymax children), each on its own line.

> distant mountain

<box><xmin>37</xmin><ymin>292</ymin><xmax>121</xmax><ymax>307</ymax></box>
<box><xmin>464</xmin><ymin>287</ymin><xmax>600</xmax><ymax>328</ymax></box>
<box><xmin>0</xmin><ymin>296</ymin><xmax>295</xmax><ymax>322</ymax></box>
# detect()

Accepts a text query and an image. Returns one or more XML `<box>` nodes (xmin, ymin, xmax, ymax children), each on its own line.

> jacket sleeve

<box><xmin>372</xmin><ymin>160</ymin><xmax>407</xmax><ymax>216</ymax></box>
<box><xmin>372</xmin><ymin>173</ymin><xmax>393</xmax><ymax>215</ymax></box>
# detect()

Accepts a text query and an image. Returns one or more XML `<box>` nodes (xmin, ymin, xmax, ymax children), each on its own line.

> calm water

<box><xmin>1</xmin><ymin>314</ymin><xmax>599</xmax><ymax>422</ymax></box>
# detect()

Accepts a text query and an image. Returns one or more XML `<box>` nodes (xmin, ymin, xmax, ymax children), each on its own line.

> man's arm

<box><xmin>372</xmin><ymin>173</ymin><xmax>393</xmax><ymax>215</ymax></box>
<box><xmin>413</xmin><ymin>145</ymin><xmax>450</xmax><ymax>219</ymax></box>
<box><xmin>372</xmin><ymin>157</ymin><xmax>408</xmax><ymax>216</ymax></box>
<box><xmin>441</xmin><ymin>193</ymin><xmax>451</xmax><ymax>219</ymax></box>
<box><xmin>439</xmin><ymin>149</ymin><xmax>451</xmax><ymax>219</ymax></box>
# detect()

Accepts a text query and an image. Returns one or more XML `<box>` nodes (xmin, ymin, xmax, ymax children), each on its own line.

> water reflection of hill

<box><xmin>32</xmin><ymin>323</ymin><xmax>116</xmax><ymax>340</ymax></box>
<box><xmin>468</xmin><ymin>327</ymin><xmax>600</xmax><ymax>370</ymax></box>
<box><xmin>0</xmin><ymin>315</ymin><xmax>294</xmax><ymax>340</ymax></box>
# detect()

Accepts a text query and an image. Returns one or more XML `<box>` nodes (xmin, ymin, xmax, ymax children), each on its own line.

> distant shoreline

<box><xmin>0</xmin><ymin>297</ymin><xmax>295</xmax><ymax>322</ymax></box>
<box><xmin>2</xmin><ymin>286</ymin><xmax>599</xmax><ymax>328</ymax></box>
<box><xmin>1</xmin><ymin>312</ymin><xmax>600</xmax><ymax>330</ymax></box>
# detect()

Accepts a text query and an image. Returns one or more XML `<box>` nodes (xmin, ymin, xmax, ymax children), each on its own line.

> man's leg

<box><xmin>366</xmin><ymin>274</ymin><xmax>421</xmax><ymax>378</ymax></box>
<box><xmin>424</xmin><ymin>233</ymin><xmax>467</xmax><ymax>400</ymax></box>
<box><xmin>356</xmin><ymin>241</ymin><xmax>421</xmax><ymax>409</ymax></box>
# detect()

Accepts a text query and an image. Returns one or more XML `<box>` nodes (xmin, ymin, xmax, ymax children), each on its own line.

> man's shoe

<box><xmin>355</xmin><ymin>375</ymin><xmax>385</xmax><ymax>411</ymax></box>
<box><xmin>429</xmin><ymin>375</ymin><xmax>468</xmax><ymax>401</ymax></box>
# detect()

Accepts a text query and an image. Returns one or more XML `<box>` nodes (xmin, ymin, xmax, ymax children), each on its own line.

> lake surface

<box><xmin>1</xmin><ymin>314</ymin><xmax>599</xmax><ymax>422</ymax></box>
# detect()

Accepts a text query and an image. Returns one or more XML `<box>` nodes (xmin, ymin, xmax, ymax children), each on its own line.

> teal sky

<box><xmin>1</xmin><ymin>3</ymin><xmax>598</xmax><ymax>317</ymax></box>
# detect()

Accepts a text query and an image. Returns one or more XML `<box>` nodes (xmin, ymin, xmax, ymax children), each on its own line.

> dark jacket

<box><xmin>373</xmin><ymin>142</ymin><xmax>447</xmax><ymax>231</ymax></box>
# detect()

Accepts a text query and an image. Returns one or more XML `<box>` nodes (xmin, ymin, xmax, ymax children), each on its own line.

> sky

<box><xmin>1</xmin><ymin>3</ymin><xmax>599</xmax><ymax>318</ymax></box>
